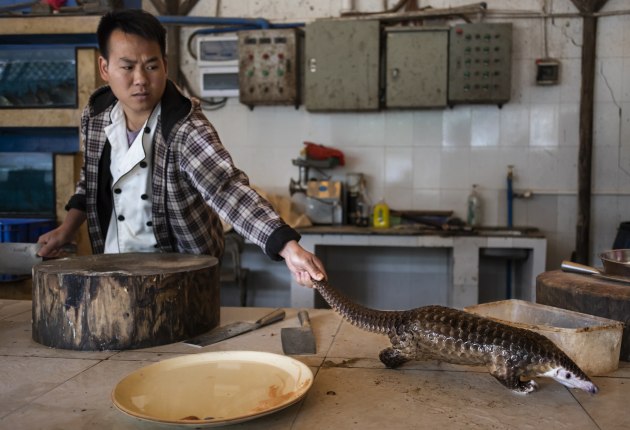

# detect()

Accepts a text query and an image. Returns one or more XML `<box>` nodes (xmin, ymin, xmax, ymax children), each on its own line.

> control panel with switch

<box><xmin>238</xmin><ymin>28</ymin><xmax>302</xmax><ymax>108</ymax></box>
<box><xmin>448</xmin><ymin>23</ymin><xmax>512</xmax><ymax>106</ymax></box>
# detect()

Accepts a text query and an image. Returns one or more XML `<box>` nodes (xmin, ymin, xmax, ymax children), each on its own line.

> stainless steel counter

<box><xmin>1</xmin><ymin>301</ymin><xmax>627</xmax><ymax>429</ymax></box>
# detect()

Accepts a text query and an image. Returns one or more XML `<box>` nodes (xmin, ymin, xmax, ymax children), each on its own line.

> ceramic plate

<box><xmin>111</xmin><ymin>351</ymin><xmax>313</xmax><ymax>427</ymax></box>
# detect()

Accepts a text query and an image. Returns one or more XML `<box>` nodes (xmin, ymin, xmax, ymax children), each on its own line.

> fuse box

<box><xmin>304</xmin><ymin>20</ymin><xmax>380</xmax><ymax>111</ymax></box>
<box><xmin>196</xmin><ymin>34</ymin><xmax>239</xmax><ymax>98</ymax></box>
<box><xmin>238</xmin><ymin>28</ymin><xmax>302</xmax><ymax>108</ymax></box>
<box><xmin>385</xmin><ymin>27</ymin><xmax>449</xmax><ymax>108</ymax></box>
<box><xmin>448</xmin><ymin>23</ymin><xmax>512</xmax><ymax>106</ymax></box>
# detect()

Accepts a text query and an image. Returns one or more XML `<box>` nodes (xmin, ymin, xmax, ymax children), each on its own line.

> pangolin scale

<box><xmin>312</xmin><ymin>278</ymin><xmax>598</xmax><ymax>394</ymax></box>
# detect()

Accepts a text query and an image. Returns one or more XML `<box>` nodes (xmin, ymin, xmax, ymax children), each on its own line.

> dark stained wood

<box><xmin>150</xmin><ymin>0</ymin><xmax>199</xmax><ymax>15</ymax></box>
<box><xmin>179</xmin><ymin>0</ymin><xmax>199</xmax><ymax>15</ymax></box>
<box><xmin>575</xmin><ymin>14</ymin><xmax>597</xmax><ymax>264</ymax></box>
<box><xmin>149</xmin><ymin>0</ymin><xmax>167</xmax><ymax>15</ymax></box>
<box><xmin>537</xmin><ymin>270</ymin><xmax>630</xmax><ymax>361</ymax></box>
<box><xmin>569</xmin><ymin>0</ymin><xmax>608</xmax><ymax>13</ymax></box>
<box><xmin>32</xmin><ymin>253</ymin><xmax>220</xmax><ymax>351</ymax></box>
<box><xmin>571</xmin><ymin>0</ymin><xmax>609</xmax><ymax>264</ymax></box>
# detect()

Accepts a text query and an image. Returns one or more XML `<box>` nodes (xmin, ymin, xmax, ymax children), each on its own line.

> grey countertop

<box><xmin>297</xmin><ymin>224</ymin><xmax>546</xmax><ymax>238</ymax></box>
<box><xmin>0</xmin><ymin>300</ymin><xmax>627</xmax><ymax>429</ymax></box>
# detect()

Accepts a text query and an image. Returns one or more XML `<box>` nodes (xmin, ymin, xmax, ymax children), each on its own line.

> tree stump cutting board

<box><xmin>32</xmin><ymin>253</ymin><xmax>219</xmax><ymax>351</ymax></box>
<box><xmin>537</xmin><ymin>270</ymin><xmax>630</xmax><ymax>361</ymax></box>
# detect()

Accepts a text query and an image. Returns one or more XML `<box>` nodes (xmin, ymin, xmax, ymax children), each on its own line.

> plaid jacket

<box><xmin>66</xmin><ymin>80</ymin><xmax>299</xmax><ymax>259</ymax></box>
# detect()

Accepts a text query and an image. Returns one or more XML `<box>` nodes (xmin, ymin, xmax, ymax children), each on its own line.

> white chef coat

<box><xmin>103</xmin><ymin>102</ymin><xmax>160</xmax><ymax>253</ymax></box>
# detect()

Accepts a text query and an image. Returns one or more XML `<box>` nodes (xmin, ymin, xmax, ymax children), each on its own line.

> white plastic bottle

<box><xmin>467</xmin><ymin>184</ymin><xmax>482</xmax><ymax>227</ymax></box>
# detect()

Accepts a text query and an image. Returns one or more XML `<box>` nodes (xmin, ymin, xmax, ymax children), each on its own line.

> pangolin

<box><xmin>312</xmin><ymin>278</ymin><xmax>598</xmax><ymax>394</ymax></box>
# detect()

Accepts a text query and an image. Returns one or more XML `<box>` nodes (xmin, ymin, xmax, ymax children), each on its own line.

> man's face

<box><xmin>98</xmin><ymin>29</ymin><xmax>167</xmax><ymax>124</ymax></box>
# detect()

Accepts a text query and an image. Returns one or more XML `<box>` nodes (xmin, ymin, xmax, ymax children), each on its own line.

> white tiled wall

<box><xmin>149</xmin><ymin>0</ymin><xmax>630</xmax><ymax>270</ymax></box>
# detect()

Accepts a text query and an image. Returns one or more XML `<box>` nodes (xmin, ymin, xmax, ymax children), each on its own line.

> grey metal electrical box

<box><xmin>448</xmin><ymin>23</ymin><xmax>512</xmax><ymax>106</ymax></box>
<box><xmin>385</xmin><ymin>27</ymin><xmax>448</xmax><ymax>108</ymax></box>
<box><xmin>304</xmin><ymin>20</ymin><xmax>380</xmax><ymax>111</ymax></box>
<box><xmin>238</xmin><ymin>28</ymin><xmax>303</xmax><ymax>107</ymax></box>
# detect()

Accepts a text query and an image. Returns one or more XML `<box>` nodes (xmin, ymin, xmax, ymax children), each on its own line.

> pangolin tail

<box><xmin>312</xmin><ymin>278</ymin><xmax>410</xmax><ymax>334</ymax></box>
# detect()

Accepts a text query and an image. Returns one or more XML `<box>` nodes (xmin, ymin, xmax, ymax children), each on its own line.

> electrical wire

<box><xmin>159</xmin><ymin>15</ymin><xmax>305</xmax><ymax>111</ymax></box>
<box><xmin>158</xmin><ymin>16</ymin><xmax>272</xmax><ymax>27</ymax></box>
<box><xmin>341</xmin><ymin>0</ymin><xmax>423</xmax><ymax>17</ymax></box>
<box><xmin>330</xmin><ymin>2</ymin><xmax>487</xmax><ymax>23</ymax></box>
<box><xmin>172</xmin><ymin>1</ymin><xmax>630</xmax><ymax>113</ymax></box>
<box><xmin>184</xmin><ymin>20</ymin><xmax>304</xmax><ymax>61</ymax></box>
<box><xmin>178</xmin><ymin>66</ymin><xmax>228</xmax><ymax>110</ymax></box>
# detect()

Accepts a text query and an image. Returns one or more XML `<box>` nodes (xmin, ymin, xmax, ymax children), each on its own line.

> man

<box><xmin>38</xmin><ymin>8</ymin><xmax>325</xmax><ymax>287</ymax></box>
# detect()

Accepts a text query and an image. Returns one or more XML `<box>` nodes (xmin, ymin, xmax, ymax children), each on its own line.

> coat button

<box><xmin>118</xmin><ymin>215</ymin><xmax>125</xmax><ymax>221</ymax></box>
<box><xmin>114</xmin><ymin>188</ymin><xmax>122</xmax><ymax>194</ymax></box>
<box><xmin>140</xmin><ymin>194</ymin><xmax>148</xmax><ymax>200</ymax></box>
<box><xmin>146</xmin><ymin>221</ymin><xmax>153</xmax><ymax>227</ymax></box>
<box><xmin>144</xmin><ymin>126</ymin><xmax>151</xmax><ymax>134</ymax></box>
<box><xmin>139</xmin><ymin>161</ymin><xmax>148</xmax><ymax>168</ymax></box>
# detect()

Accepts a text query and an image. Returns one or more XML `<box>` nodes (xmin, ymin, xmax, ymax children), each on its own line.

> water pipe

<box><xmin>157</xmin><ymin>16</ymin><xmax>273</xmax><ymax>28</ymax></box>
<box><xmin>507</xmin><ymin>165</ymin><xmax>514</xmax><ymax>228</ymax></box>
<box><xmin>157</xmin><ymin>16</ymin><xmax>305</xmax><ymax>29</ymax></box>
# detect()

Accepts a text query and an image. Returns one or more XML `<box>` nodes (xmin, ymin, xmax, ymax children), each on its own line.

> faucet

<box><xmin>507</xmin><ymin>165</ymin><xmax>533</xmax><ymax>228</ymax></box>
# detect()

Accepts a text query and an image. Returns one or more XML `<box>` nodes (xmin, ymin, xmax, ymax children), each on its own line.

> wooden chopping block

<box><xmin>536</xmin><ymin>270</ymin><xmax>630</xmax><ymax>361</ymax></box>
<box><xmin>32</xmin><ymin>253</ymin><xmax>219</xmax><ymax>351</ymax></box>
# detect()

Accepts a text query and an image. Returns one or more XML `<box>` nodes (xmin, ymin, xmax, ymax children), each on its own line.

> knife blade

<box><xmin>0</xmin><ymin>242</ymin><xmax>76</xmax><ymax>275</ymax></box>
<box><xmin>561</xmin><ymin>260</ymin><xmax>630</xmax><ymax>285</ymax></box>
<box><xmin>281</xmin><ymin>309</ymin><xmax>317</xmax><ymax>355</ymax></box>
<box><xmin>183</xmin><ymin>308</ymin><xmax>286</xmax><ymax>347</ymax></box>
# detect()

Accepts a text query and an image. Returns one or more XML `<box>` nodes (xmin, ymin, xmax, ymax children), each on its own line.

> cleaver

<box><xmin>281</xmin><ymin>309</ymin><xmax>317</xmax><ymax>355</ymax></box>
<box><xmin>561</xmin><ymin>260</ymin><xmax>630</xmax><ymax>285</ymax></box>
<box><xmin>183</xmin><ymin>308</ymin><xmax>285</xmax><ymax>347</ymax></box>
<box><xmin>0</xmin><ymin>242</ymin><xmax>76</xmax><ymax>275</ymax></box>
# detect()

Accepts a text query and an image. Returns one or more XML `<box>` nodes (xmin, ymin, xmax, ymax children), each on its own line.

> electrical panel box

<box><xmin>196</xmin><ymin>35</ymin><xmax>239</xmax><ymax>98</ymax></box>
<box><xmin>385</xmin><ymin>27</ymin><xmax>449</xmax><ymax>108</ymax></box>
<box><xmin>198</xmin><ymin>67</ymin><xmax>239</xmax><ymax>98</ymax></box>
<box><xmin>238</xmin><ymin>28</ymin><xmax>302</xmax><ymax>107</ymax></box>
<box><xmin>448</xmin><ymin>23</ymin><xmax>512</xmax><ymax>106</ymax></box>
<box><xmin>197</xmin><ymin>35</ymin><xmax>239</xmax><ymax>66</ymax></box>
<box><xmin>304</xmin><ymin>20</ymin><xmax>380</xmax><ymax>111</ymax></box>
<box><xmin>536</xmin><ymin>58</ymin><xmax>560</xmax><ymax>85</ymax></box>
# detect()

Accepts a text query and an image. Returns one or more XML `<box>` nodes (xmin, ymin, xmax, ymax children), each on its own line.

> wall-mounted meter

<box><xmin>535</xmin><ymin>58</ymin><xmax>560</xmax><ymax>85</ymax></box>
<box><xmin>196</xmin><ymin>34</ymin><xmax>239</xmax><ymax>98</ymax></box>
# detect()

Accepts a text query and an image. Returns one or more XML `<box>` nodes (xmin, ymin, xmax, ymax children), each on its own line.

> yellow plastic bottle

<box><xmin>372</xmin><ymin>200</ymin><xmax>390</xmax><ymax>228</ymax></box>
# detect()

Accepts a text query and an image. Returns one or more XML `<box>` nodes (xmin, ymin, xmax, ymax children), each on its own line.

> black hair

<box><xmin>97</xmin><ymin>9</ymin><xmax>167</xmax><ymax>60</ymax></box>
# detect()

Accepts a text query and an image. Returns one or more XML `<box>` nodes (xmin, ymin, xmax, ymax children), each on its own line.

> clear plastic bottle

<box><xmin>467</xmin><ymin>184</ymin><xmax>482</xmax><ymax>227</ymax></box>
<box><xmin>372</xmin><ymin>199</ymin><xmax>390</xmax><ymax>228</ymax></box>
